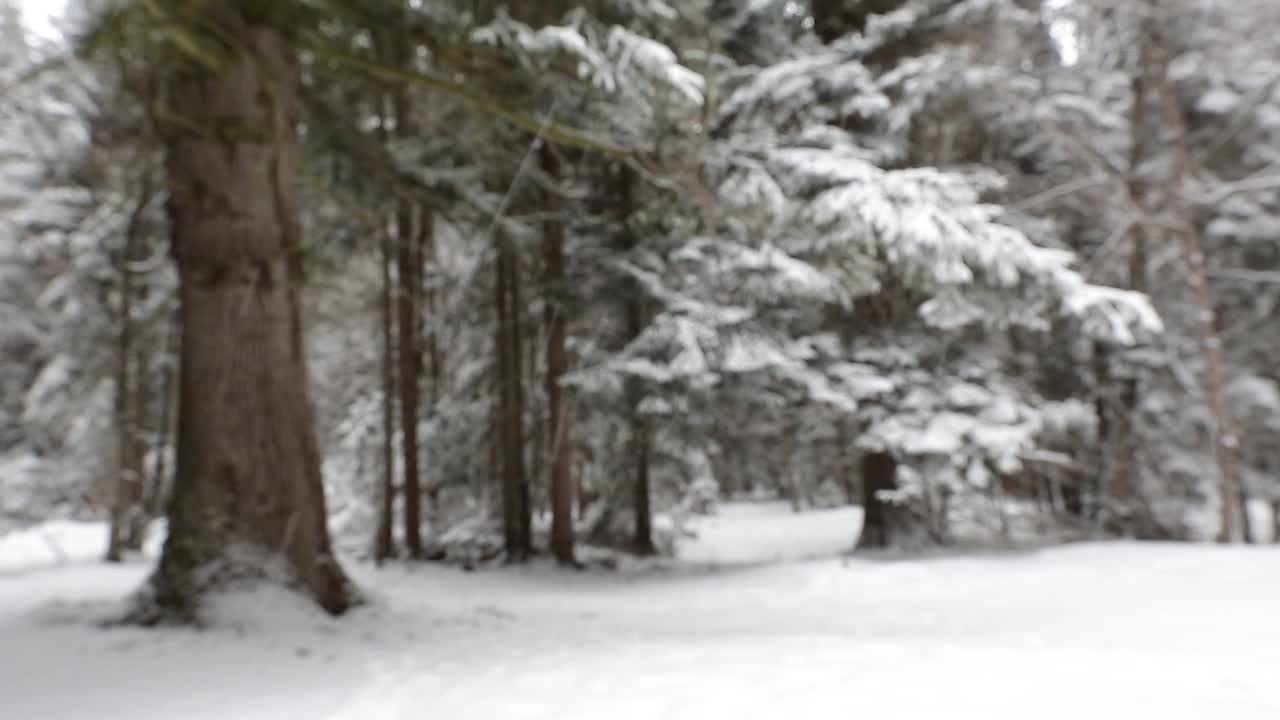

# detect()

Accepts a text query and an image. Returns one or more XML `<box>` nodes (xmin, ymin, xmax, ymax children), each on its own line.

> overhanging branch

<box><xmin>308</xmin><ymin>46</ymin><xmax>637</xmax><ymax>161</ymax></box>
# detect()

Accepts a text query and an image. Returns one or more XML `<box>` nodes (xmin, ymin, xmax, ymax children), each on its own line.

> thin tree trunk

<box><xmin>146</xmin><ymin>308</ymin><xmax>177</xmax><ymax>519</ymax></box>
<box><xmin>425</xmin><ymin>253</ymin><xmax>441</xmax><ymax>402</ymax></box>
<box><xmin>496</xmin><ymin>236</ymin><xmax>532</xmax><ymax>560</ymax></box>
<box><xmin>372</xmin><ymin>59</ymin><xmax>399</xmax><ymax>563</ymax></box>
<box><xmin>616</xmin><ymin>166</ymin><xmax>656</xmax><ymax>555</ymax></box>
<box><xmin>493</xmin><ymin>250</ymin><xmax>507</xmax><ymax>535</ymax></box>
<box><xmin>420</xmin><ymin>210</ymin><xmax>440</xmax><ymax>534</ymax></box>
<box><xmin>781</xmin><ymin>419</ymin><xmax>801</xmax><ymax>512</ymax></box>
<box><xmin>542</xmin><ymin>147</ymin><xmax>576</xmax><ymax>565</ymax></box>
<box><xmin>393</xmin><ymin>76</ymin><xmax>424</xmax><ymax>557</ymax></box>
<box><xmin>375</xmin><ymin>220</ymin><xmax>397</xmax><ymax>563</ymax></box>
<box><xmin>136</xmin><ymin>12</ymin><xmax>354</xmax><ymax>622</ymax></box>
<box><xmin>125</xmin><ymin>277</ymin><xmax>151</xmax><ymax>552</ymax></box>
<box><xmin>397</xmin><ymin>201</ymin><xmax>422</xmax><ymax>558</ymax></box>
<box><xmin>106</xmin><ymin>220</ymin><xmax>139</xmax><ymax>562</ymax></box>
<box><xmin>632</xmin><ymin>416</ymin><xmax>655</xmax><ymax>555</ymax></box>
<box><xmin>107</xmin><ymin>177</ymin><xmax>153</xmax><ymax>562</ymax></box>
<box><xmin>1098</xmin><ymin>33</ymin><xmax>1154</xmax><ymax>536</ymax></box>
<box><xmin>574</xmin><ymin>448</ymin><xmax>586</xmax><ymax>520</ymax></box>
<box><xmin>626</xmin><ymin>342</ymin><xmax>655</xmax><ymax>555</ymax></box>
<box><xmin>836</xmin><ymin>417</ymin><xmax>855</xmax><ymax>505</ymax></box>
<box><xmin>508</xmin><ymin>240</ymin><xmax>531</xmax><ymax>557</ymax></box>
<box><xmin>1159</xmin><ymin>49</ymin><xmax>1244</xmax><ymax>544</ymax></box>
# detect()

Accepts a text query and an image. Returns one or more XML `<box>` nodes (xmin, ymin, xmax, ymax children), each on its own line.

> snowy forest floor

<box><xmin>2</xmin><ymin>503</ymin><xmax>1278</xmax><ymax>720</ymax></box>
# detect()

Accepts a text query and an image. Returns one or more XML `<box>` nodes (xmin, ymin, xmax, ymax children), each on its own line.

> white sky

<box><xmin>20</xmin><ymin>0</ymin><xmax>66</xmax><ymax>40</ymax></box>
<box><xmin>1045</xmin><ymin>0</ymin><xmax>1080</xmax><ymax>66</ymax></box>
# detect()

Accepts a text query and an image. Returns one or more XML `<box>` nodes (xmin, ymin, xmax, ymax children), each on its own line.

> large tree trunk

<box><xmin>136</xmin><ymin>12</ymin><xmax>354</xmax><ymax>622</ymax></box>
<box><xmin>542</xmin><ymin>147</ymin><xmax>576</xmax><ymax>565</ymax></box>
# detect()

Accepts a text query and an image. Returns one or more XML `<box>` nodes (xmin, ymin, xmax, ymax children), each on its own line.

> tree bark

<box><xmin>1159</xmin><ymin>47</ymin><xmax>1245</xmax><ymax>544</ymax></box>
<box><xmin>375</xmin><ymin>217</ymin><xmax>397</xmax><ymax>563</ymax></box>
<box><xmin>107</xmin><ymin>185</ymin><xmax>149</xmax><ymax>563</ymax></box>
<box><xmin>420</xmin><ymin>209</ymin><xmax>440</xmax><ymax>532</ymax></box>
<box><xmin>631</xmin><ymin>413</ymin><xmax>656</xmax><ymax>556</ymax></box>
<box><xmin>392</xmin><ymin>79</ymin><xmax>424</xmax><ymax>558</ymax></box>
<box><xmin>496</xmin><ymin>236</ymin><xmax>532</xmax><ymax>560</ymax></box>
<box><xmin>542</xmin><ymin>147</ymin><xmax>576</xmax><ymax>565</ymax></box>
<box><xmin>615</xmin><ymin>166</ymin><xmax>657</xmax><ymax>555</ymax></box>
<box><xmin>125</xmin><ymin>273</ymin><xmax>151</xmax><ymax>553</ymax></box>
<box><xmin>146</xmin><ymin>308</ymin><xmax>178</xmax><ymax>519</ymax></box>
<box><xmin>137</xmin><ymin>11</ymin><xmax>354</xmax><ymax>622</ymax></box>
<box><xmin>781</xmin><ymin>418</ymin><xmax>801</xmax><ymax>512</ymax></box>
<box><xmin>396</xmin><ymin>201</ymin><xmax>423</xmax><ymax>557</ymax></box>
<box><xmin>1097</xmin><ymin>31</ymin><xmax>1154</xmax><ymax>537</ymax></box>
<box><xmin>510</xmin><ymin>244</ymin><xmax>531</xmax><ymax>557</ymax></box>
<box><xmin>855</xmin><ymin>451</ymin><xmax>906</xmax><ymax>550</ymax></box>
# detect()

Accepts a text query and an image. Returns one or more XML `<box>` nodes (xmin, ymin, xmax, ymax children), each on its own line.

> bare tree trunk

<box><xmin>509</xmin><ymin>243</ymin><xmax>531</xmax><ymax>556</ymax></box>
<box><xmin>542</xmin><ymin>147</ymin><xmax>576</xmax><ymax>565</ymax></box>
<box><xmin>631</xmin><ymin>414</ymin><xmax>656</xmax><ymax>556</ymax></box>
<box><xmin>1094</xmin><ymin>341</ymin><xmax>1142</xmax><ymax>535</ymax></box>
<box><xmin>1097</xmin><ymin>32</ymin><xmax>1154</xmax><ymax>537</ymax></box>
<box><xmin>125</xmin><ymin>278</ymin><xmax>151</xmax><ymax>553</ymax></box>
<box><xmin>781</xmin><ymin>419</ymin><xmax>801</xmax><ymax>512</ymax></box>
<box><xmin>397</xmin><ymin>204</ymin><xmax>422</xmax><ymax>557</ymax></box>
<box><xmin>855</xmin><ymin>451</ymin><xmax>905</xmax><ymax>550</ymax></box>
<box><xmin>425</xmin><ymin>253</ymin><xmax>441</xmax><ymax>402</ymax></box>
<box><xmin>496</xmin><ymin>236</ymin><xmax>532</xmax><ymax>560</ymax></box>
<box><xmin>1159</xmin><ymin>48</ymin><xmax>1244</xmax><ymax>544</ymax></box>
<box><xmin>106</xmin><ymin>204</ymin><xmax>141</xmax><ymax>562</ymax></box>
<box><xmin>614</xmin><ymin>166</ymin><xmax>656</xmax><ymax>556</ymax></box>
<box><xmin>626</xmin><ymin>354</ymin><xmax>655</xmax><ymax>555</ymax></box>
<box><xmin>835</xmin><ymin>418</ymin><xmax>856</xmax><ymax>505</ymax></box>
<box><xmin>375</xmin><ymin>219</ymin><xmax>397</xmax><ymax>563</ymax></box>
<box><xmin>488</xmin><ymin>395</ymin><xmax>499</xmax><ymax>512</ymax></box>
<box><xmin>420</xmin><ymin>212</ymin><xmax>440</xmax><ymax>534</ymax></box>
<box><xmin>146</xmin><ymin>308</ymin><xmax>177</xmax><ymax>519</ymax></box>
<box><xmin>392</xmin><ymin>77</ymin><xmax>424</xmax><ymax>557</ymax></box>
<box><xmin>136</xmin><ymin>12</ymin><xmax>354</xmax><ymax>622</ymax></box>
<box><xmin>575</xmin><ymin>443</ymin><xmax>591</xmax><ymax>519</ymax></box>
<box><xmin>108</xmin><ymin>174</ymin><xmax>155</xmax><ymax>561</ymax></box>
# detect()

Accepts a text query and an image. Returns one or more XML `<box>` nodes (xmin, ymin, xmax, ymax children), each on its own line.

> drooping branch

<box><xmin>308</xmin><ymin>45</ymin><xmax>637</xmax><ymax>161</ymax></box>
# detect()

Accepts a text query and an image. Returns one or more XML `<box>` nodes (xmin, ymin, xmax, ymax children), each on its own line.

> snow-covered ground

<box><xmin>675</xmin><ymin>501</ymin><xmax>860</xmax><ymax>565</ymax></box>
<box><xmin>2</xmin><ymin>504</ymin><xmax>1278</xmax><ymax>720</ymax></box>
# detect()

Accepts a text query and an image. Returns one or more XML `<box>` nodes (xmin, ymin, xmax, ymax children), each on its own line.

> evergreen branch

<box><xmin>308</xmin><ymin>45</ymin><xmax>638</xmax><ymax>161</ymax></box>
